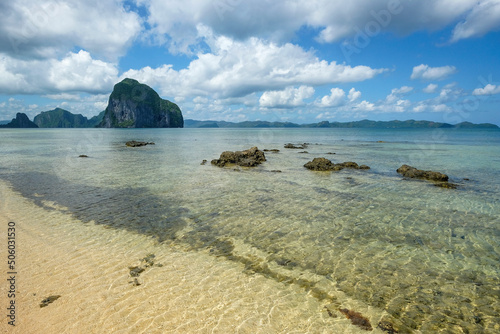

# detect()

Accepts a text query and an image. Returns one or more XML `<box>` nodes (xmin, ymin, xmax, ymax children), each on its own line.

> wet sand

<box><xmin>0</xmin><ymin>181</ymin><xmax>380</xmax><ymax>333</ymax></box>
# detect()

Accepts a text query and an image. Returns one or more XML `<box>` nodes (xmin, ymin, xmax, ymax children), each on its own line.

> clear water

<box><xmin>1</xmin><ymin>127</ymin><xmax>499</xmax><ymax>333</ymax></box>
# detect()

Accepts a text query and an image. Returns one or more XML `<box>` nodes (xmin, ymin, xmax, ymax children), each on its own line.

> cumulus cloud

<box><xmin>411</xmin><ymin>64</ymin><xmax>457</xmax><ymax>81</ymax></box>
<box><xmin>123</xmin><ymin>35</ymin><xmax>387</xmax><ymax>100</ymax></box>
<box><xmin>423</xmin><ymin>83</ymin><xmax>438</xmax><ymax>93</ymax></box>
<box><xmin>0</xmin><ymin>50</ymin><xmax>118</xmax><ymax>94</ymax></box>
<box><xmin>318</xmin><ymin>88</ymin><xmax>346</xmax><ymax>107</ymax></box>
<box><xmin>451</xmin><ymin>0</ymin><xmax>500</xmax><ymax>42</ymax></box>
<box><xmin>348</xmin><ymin>88</ymin><xmax>361</xmax><ymax>102</ymax></box>
<box><xmin>386</xmin><ymin>86</ymin><xmax>413</xmax><ymax>103</ymax></box>
<box><xmin>260</xmin><ymin>86</ymin><xmax>315</xmax><ymax>108</ymax></box>
<box><xmin>472</xmin><ymin>84</ymin><xmax>500</xmax><ymax>95</ymax></box>
<box><xmin>138</xmin><ymin>0</ymin><xmax>492</xmax><ymax>54</ymax></box>
<box><xmin>0</xmin><ymin>0</ymin><xmax>141</xmax><ymax>60</ymax></box>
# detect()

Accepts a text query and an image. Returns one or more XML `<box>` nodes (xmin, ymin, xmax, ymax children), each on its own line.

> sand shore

<box><xmin>0</xmin><ymin>181</ymin><xmax>375</xmax><ymax>333</ymax></box>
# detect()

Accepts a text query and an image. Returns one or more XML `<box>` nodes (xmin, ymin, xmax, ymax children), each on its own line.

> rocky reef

<box><xmin>99</xmin><ymin>78</ymin><xmax>183</xmax><ymax>128</ymax></box>
<box><xmin>304</xmin><ymin>157</ymin><xmax>370</xmax><ymax>171</ymax></box>
<box><xmin>211</xmin><ymin>147</ymin><xmax>266</xmax><ymax>167</ymax></box>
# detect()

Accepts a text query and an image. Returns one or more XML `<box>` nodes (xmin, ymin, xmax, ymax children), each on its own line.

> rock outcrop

<box><xmin>99</xmin><ymin>78</ymin><xmax>183</xmax><ymax>128</ymax></box>
<box><xmin>211</xmin><ymin>147</ymin><xmax>266</xmax><ymax>167</ymax></box>
<box><xmin>304</xmin><ymin>158</ymin><xmax>370</xmax><ymax>171</ymax></box>
<box><xmin>0</xmin><ymin>113</ymin><xmax>38</xmax><ymax>128</ymax></box>
<box><xmin>397</xmin><ymin>164</ymin><xmax>459</xmax><ymax>189</ymax></box>
<box><xmin>396</xmin><ymin>165</ymin><xmax>448</xmax><ymax>182</ymax></box>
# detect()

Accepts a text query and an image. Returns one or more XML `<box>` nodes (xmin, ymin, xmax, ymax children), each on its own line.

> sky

<box><xmin>1</xmin><ymin>0</ymin><xmax>500</xmax><ymax>125</ymax></box>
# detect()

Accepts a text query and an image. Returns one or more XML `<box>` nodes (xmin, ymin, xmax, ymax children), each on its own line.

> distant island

<box><xmin>184</xmin><ymin>119</ymin><xmax>499</xmax><ymax>129</ymax></box>
<box><xmin>34</xmin><ymin>108</ymin><xmax>104</xmax><ymax>128</ymax></box>
<box><xmin>1</xmin><ymin>78</ymin><xmax>183</xmax><ymax>129</ymax></box>
<box><xmin>1</xmin><ymin>78</ymin><xmax>498</xmax><ymax>129</ymax></box>
<box><xmin>0</xmin><ymin>113</ymin><xmax>38</xmax><ymax>128</ymax></box>
<box><xmin>1</xmin><ymin>114</ymin><xmax>498</xmax><ymax>130</ymax></box>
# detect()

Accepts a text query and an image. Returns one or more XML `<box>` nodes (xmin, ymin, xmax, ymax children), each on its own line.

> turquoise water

<box><xmin>1</xmin><ymin>127</ymin><xmax>499</xmax><ymax>332</ymax></box>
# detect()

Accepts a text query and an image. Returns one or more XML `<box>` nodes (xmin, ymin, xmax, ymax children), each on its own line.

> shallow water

<box><xmin>1</xmin><ymin>127</ymin><xmax>500</xmax><ymax>333</ymax></box>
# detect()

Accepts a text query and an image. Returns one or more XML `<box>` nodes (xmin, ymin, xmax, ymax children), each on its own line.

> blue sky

<box><xmin>1</xmin><ymin>0</ymin><xmax>500</xmax><ymax>125</ymax></box>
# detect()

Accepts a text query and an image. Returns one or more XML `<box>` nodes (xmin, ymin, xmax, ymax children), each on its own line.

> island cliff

<box><xmin>98</xmin><ymin>78</ymin><xmax>183</xmax><ymax>128</ymax></box>
<box><xmin>0</xmin><ymin>113</ymin><xmax>38</xmax><ymax>128</ymax></box>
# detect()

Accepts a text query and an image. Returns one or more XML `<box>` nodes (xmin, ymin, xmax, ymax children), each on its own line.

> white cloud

<box><xmin>260</xmin><ymin>86</ymin><xmax>315</xmax><ymax>108</ymax></box>
<box><xmin>0</xmin><ymin>50</ymin><xmax>118</xmax><ymax>95</ymax></box>
<box><xmin>318</xmin><ymin>88</ymin><xmax>346</xmax><ymax>107</ymax></box>
<box><xmin>411</xmin><ymin>64</ymin><xmax>457</xmax><ymax>81</ymax></box>
<box><xmin>423</xmin><ymin>83</ymin><xmax>438</xmax><ymax>93</ymax></box>
<box><xmin>451</xmin><ymin>0</ymin><xmax>500</xmax><ymax>43</ymax></box>
<box><xmin>348</xmin><ymin>88</ymin><xmax>361</xmax><ymax>102</ymax></box>
<box><xmin>48</xmin><ymin>51</ymin><xmax>118</xmax><ymax>93</ymax></box>
<box><xmin>0</xmin><ymin>0</ymin><xmax>141</xmax><ymax>60</ymax></box>
<box><xmin>123</xmin><ymin>35</ymin><xmax>387</xmax><ymax>101</ymax></box>
<box><xmin>139</xmin><ymin>0</ymin><xmax>489</xmax><ymax>53</ymax></box>
<box><xmin>472</xmin><ymin>84</ymin><xmax>500</xmax><ymax>95</ymax></box>
<box><xmin>386</xmin><ymin>86</ymin><xmax>413</xmax><ymax>103</ymax></box>
<box><xmin>355</xmin><ymin>100</ymin><xmax>376</xmax><ymax>111</ymax></box>
<box><xmin>431</xmin><ymin>104</ymin><xmax>452</xmax><ymax>112</ymax></box>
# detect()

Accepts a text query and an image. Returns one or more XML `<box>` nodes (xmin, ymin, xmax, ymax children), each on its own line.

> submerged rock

<box><xmin>304</xmin><ymin>158</ymin><xmax>370</xmax><ymax>171</ymax></box>
<box><xmin>125</xmin><ymin>141</ymin><xmax>155</xmax><ymax>147</ymax></box>
<box><xmin>434</xmin><ymin>182</ymin><xmax>458</xmax><ymax>189</ymax></box>
<box><xmin>211</xmin><ymin>147</ymin><xmax>266</xmax><ymax>167</ymax></box>
<box><xmin>339</xmin><ymin>308</ymin><xmax>373</xmax><ymax>331</ymax></box>
<box><xmin>40</xmin><ymin>295</ymin><xmax>61</xmax><ymax>308</ymax></box>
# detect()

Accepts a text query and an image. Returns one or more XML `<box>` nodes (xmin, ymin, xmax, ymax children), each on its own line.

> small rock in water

<box><xmin>397</xmin><ymin>164</ymin><xmax>448</xmax><ymax>182</ymax></box>
<box><xmin>126</xmin><ymin>141</ymin><xmax>155</xmax><ymax>147</ymax></box>
<box><xmin>304</xmin><ymin>158</ymin><xmax>370</xmax><ymax>171</ymax></box>
<box><xmin>78</xmin><ymin>154</ymin><xmax>88</xmax><ymax>158</ymax></box>
<box><xmin>284</xmin><ymin>143</ymin><xmax>308</xmax><ymax>149</ymax></box>
<box><xmin>129</xmin><ymin>266</ymin><xmax>145</xmax><ymax>277</ymax></box>
<box><xmin>378</xmin><ymin>319</ymin><xmax>399</xmax><ymax>333</ymax></box>
<box><xmin>40</xmin><ymin>295</ymin><xmax>61</xmax><ymax>308</ymax></box>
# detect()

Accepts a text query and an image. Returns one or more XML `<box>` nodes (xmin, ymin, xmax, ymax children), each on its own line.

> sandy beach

<box><xmin>0</xmin><ymin>180</ymin><xmax>378</xmax><ymax>333</ymax></box>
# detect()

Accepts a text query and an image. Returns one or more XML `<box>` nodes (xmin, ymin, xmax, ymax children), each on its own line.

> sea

<box><xmin>1</xmin><ymin>127</ymin><xmax>499</xmax><ymax>333</ymax></box>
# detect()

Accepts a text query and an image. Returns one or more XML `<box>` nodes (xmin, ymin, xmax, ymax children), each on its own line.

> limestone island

<box><xmin>98</xmin><ymin>78</ymin><xmax>183</xmax><ymax>128</ymax></box>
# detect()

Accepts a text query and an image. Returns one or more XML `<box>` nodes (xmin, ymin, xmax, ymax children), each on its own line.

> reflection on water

<box><xmin>1</xmin><ymin>128</ymin><xmax>499</xmax><ymax>332</ymax></box>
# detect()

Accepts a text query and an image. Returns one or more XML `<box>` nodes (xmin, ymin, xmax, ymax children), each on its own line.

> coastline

<box><xmin>0</xmin><ymin>181</ymin><xmax>371</xmax><ymax>333</ymax></box>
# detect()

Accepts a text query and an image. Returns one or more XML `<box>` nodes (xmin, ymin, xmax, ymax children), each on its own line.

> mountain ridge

<box><xmin>184</xmin><ymin>119</ymin><xmax>499</xmax><ymax>129</ymax></box>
